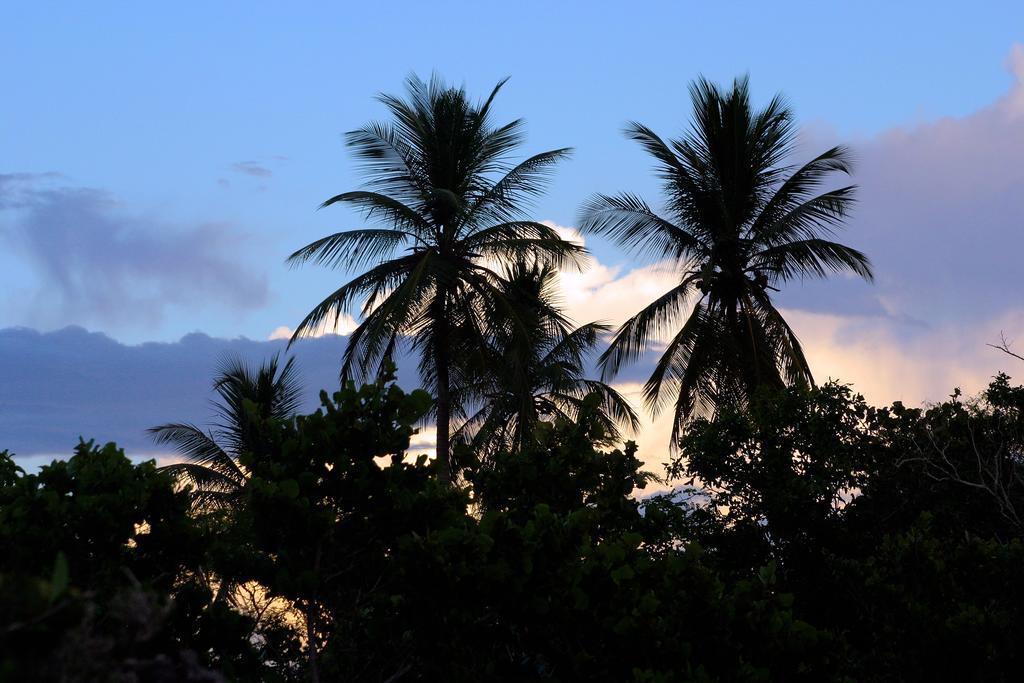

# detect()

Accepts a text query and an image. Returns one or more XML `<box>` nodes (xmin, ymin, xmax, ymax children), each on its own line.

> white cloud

<box><xmin>786</xmin><ymin>308</ymin><xmax>1024</xmax><ymax>407</ymax></box>
<box><xmin>541</xmin><ymin>221</ymin><xmax>680</xmax><ymax>332</ymax></box>
<box><xmin>267</xmin><ymin>313</ymin><xmax>359</xmax><ymax>341</ymax></box>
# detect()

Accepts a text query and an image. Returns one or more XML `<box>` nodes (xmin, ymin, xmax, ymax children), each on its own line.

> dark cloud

<box><xmin>779</xmin><ymin>53</ymin><xmax>1024</xmax><ymax>328</ymax></box>
<box><xmin>231</xmin><ymin>161</ymin><xmax>273</xmax><ymax>177</ymax></box>
<box><xmin>0</xmin><ymin>326</ymin><xmax>421</xmax><ymax>461</ymax></box>
<box><xmin>0</xmin><ymin>175</ymin><xmax>268</xmax><ymax>328</ymax></box>
<box><xmin>0</xmin><ymin>172</ymin><xmax>64</xmax><ymax>208</ymax></box>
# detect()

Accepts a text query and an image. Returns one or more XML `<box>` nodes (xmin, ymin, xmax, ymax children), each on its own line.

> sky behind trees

<box><xmin>2</xmin><ymin>2</ymin><xmax>1023</xmax><ymax>462</ymax></box>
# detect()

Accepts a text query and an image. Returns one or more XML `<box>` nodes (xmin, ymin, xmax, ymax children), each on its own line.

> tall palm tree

<box><xmin>150</xmin><ymin>354</ymin><xmax>302</xmax><ymax>510</ymax></box>
<box><xmin>455</xmin><ymin>260</ymin><xmax>640</xmax><ymax>455</ymax></box>
<box><xmin>579</xmin><ymin>76</ymin><xmax>873</xmax><ymax>447</ymax></box>
<box><xmin>287</xmin><ymin>74</ymin><xmax>582</xmax><ymax>483</ymax></box>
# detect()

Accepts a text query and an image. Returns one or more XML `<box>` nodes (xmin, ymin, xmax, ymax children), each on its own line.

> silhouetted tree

<box><xmin>675</xmin><ymin>376</ymin><xmax>1024</xmax><ymax>680</ymax></box>
<box><xmin>455</xmin><ymin>260</ymin><xmax>639</xmax><ymax>456</ymax></box>
<box><xmin>150</xmin><ymin>354</ymin><xmax>302</xmax><ymax>510</ymax></box>
<box><xmin>580</xmin><ymin>76</ymin><xmax>873</xmax><ymax>446</ymax></box>
<box><xmin>0</xmin><ymin>443</ymin><xmax>280</xmax><ymax>681</ymax></box>
<box><xmin>9</xmin><ymin>371</ymin><xmax>1024</xmax><ymax>680</ymax></box>
<box><xmin>286</xmin><ymin>74</ymin><xmax>582</xmax><ymax>483</ymax></box>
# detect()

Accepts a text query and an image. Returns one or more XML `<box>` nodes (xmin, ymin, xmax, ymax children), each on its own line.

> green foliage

<box><xmin>231</xmin><ymin>377</ymin><xmax>824</xmax><ymax>681</ymax></box>
<box><xmin>0</xmin><ymin>440</ymin><xmax>198</xmax><ymax>589</ymax></box>
<box><xmin>237</xmin><ymin>376</ymin><xmax>462</xmax><ymax>680</ymax></box>
<box><xmin>673</xmin><ymin>382</ymin><xmax>881</xmax><ymax>560</ymax></box>
<box><xmin>674</xmin><ymin>376</ymin><xmax>1024</xmax><ymax>680</ymax></box>
<box><xmin>5</xmin><ymin>373</ymin><xmax>1024</xmax><ymax>680</ymax></box>
<box><xmin>468</xmin><ymin>394</ymin><xmax>652</xmax><ymax>527</ymax></box>
<box><xmin>0</xmin><ymin>443</ymin><xmax>271</xmax><ymax>681</ymax></box>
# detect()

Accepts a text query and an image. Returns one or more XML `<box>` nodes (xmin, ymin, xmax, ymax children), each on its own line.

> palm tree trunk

<box><xmin>433</xmin><ymin>306</ymin><xmax>453</xmax><ymax>486</ymax></box>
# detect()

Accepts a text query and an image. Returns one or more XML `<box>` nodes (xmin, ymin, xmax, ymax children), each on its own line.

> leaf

<box><xmin>49</xmin><ymin>552</ymin><xmax>69</xmax><ymax>603</ymax></box>
<box><xmin>280</xmin><ymin>479</ymin><xmax>300</xmax><ymax>499</ymax></box>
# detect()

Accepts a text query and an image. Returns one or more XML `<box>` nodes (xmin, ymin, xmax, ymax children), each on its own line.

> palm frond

<box><xmin>751</xmin><ymin>238</ymin><xmax>873</xmax><ymax>282</ymax></box>
<box><xmin>320</xmin><ymin>190</ymin><xmax>429</xmax><ymax>231</ymax></box>
<box><xmin>599</xmin><ymin>278</ymin><xmax>696</xmax><ymax>381</ymax></box>
<box><xmin>468</xmin><ymin>148</ymin><xmax>574</xmax><ymax>224</ymax></box>
<box><xmin>344</xmin><ymin>122</ymin><xmax>428</xmax><ymax>204</ymax></box>
<box><xmin>148</xmin><ymin>423</ymin><xmax>243</xmax><ymax>480</ymax></box>
<box><xmin>750</xmin><ymin>146</ymin><xmax>855</xmax><ymax>237</ymax></box>
<box><xmin>160</xmin><ymin>462</ymin><xmax>244</xmax><ymax>494</ymax></box>
<box><xmin>543</xmin><ymin>322</ymin><xmax>607</xmax><ymax>367</ymax></box>
<box><xmin>639</xmin><ymin>300</ymin><xmax>713</xmax><ymax>416</ymax></box>
<box><xmin>578</xmin><ymin>193</ymin><xmax>707</xmax><ymax>263</ymax></box>
<box><xmin>288</xmin><ymin>254</ymin><xmax>421</xmax><ymax>343</ymax></box>
<box><xmin>752</xmin><ymin>185</ymin><xmax>858</xmax><ymax>249</ymax></box>
<box><xmin>287</xmin><ymin>228</ymin><xmax>415</xmax><ymax>272</ymax></box>
<box><xmin>747</xmin><ymin>289</ymin><xmax>814</xmax><ymax>387</ymax></box>
<box><xmin>339</xmin><ymin>253</ymin><xmax>435</xmax><ymax>383</ymax></box>
<box><xmin>575</xmin><ymin>380</ymin><xmax>641</xmax><ymax>435</ymax></box>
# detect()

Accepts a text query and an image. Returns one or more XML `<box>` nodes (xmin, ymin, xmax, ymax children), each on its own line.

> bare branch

<box><xmin>988</xmin><ymin>331</ymin><xmax>1024</xmax><ymax>363</ymax></box>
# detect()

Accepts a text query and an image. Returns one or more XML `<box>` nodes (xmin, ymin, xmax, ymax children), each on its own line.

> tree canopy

<box><xmin>6</xmin><ymin>371</ymin><xmax>1024</xmax><ymax>680</ymax></box>
<box><xmin>581</xmin><ymin>76</ymin><xmax>873</xmax><ymax>444</ymax></box>
<box><xmin>287</xmin><ymin>74</ymin><xmax>582</xmax><ymax>482</ymax></box>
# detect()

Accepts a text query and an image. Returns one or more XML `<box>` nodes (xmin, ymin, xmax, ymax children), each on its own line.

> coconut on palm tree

<box><xmin>455</xmin><ymin>260</ymin><xmax>639</xmax><ymax>456</ymax></box>
<box><xmin>580</xmin><ymin>76</ymin><xmax>873</xmax><ymax>447</ymax></box>
<box><xmin>150</xmin><ymin>354</ymin><xmax>302</xmax><ymax>510</ymax></box>
<box><xmin>287</xmin><ymin>74</ymin><xmax>583</xmax><ymax>483</ymax></box>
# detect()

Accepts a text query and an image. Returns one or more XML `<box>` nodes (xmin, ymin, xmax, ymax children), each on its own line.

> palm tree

<box><xmin>287</xmin><ymin>74</ymin><xmax>582</xmax><ymax>483</ymax></box>
<box><xmin>150</xmin><ymin>354</ymin><xmax>302</xmax><ymax>510</ymax></box>
<box><xmin>455</xmin><ymin>260</ymin><xmax>639</xmax><ymax>455</ymax></box>
<box><xmin>579</xmin><ymin>76</ymin><xmax>873</xmax><ymax>447</ymax></box>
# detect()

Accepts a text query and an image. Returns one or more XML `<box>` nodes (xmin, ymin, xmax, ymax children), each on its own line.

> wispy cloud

<box><xmin>231</xmin><ymin>160</ymin><xmax>273</xmax><ymax>178</ymax></box>
<box><xmin>0</xmin><ymin>174</ymin><xmax>268</xmax><ymax>329</ymax></box>
<box><xmin>229</xmin><ymin>156</ymin><xmax>288</xmax><ymax>179</ymax></box>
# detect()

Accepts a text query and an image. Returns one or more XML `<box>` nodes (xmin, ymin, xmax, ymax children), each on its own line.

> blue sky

<box><xmin>4</xmin><ymin>1</ymin><xmax>1023</xmax><ymax>342</ymax></box>
<box><xmin>3</xmin><ymin>2</ymin><xmax>1024</xmax><ymax>461</ymax></box>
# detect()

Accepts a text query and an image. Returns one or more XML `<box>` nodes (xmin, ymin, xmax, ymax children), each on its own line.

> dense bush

<box><xmin>3</xmin><ymin>374</ymin><xmax>1024</xmax><ymax>680</ymax></box>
